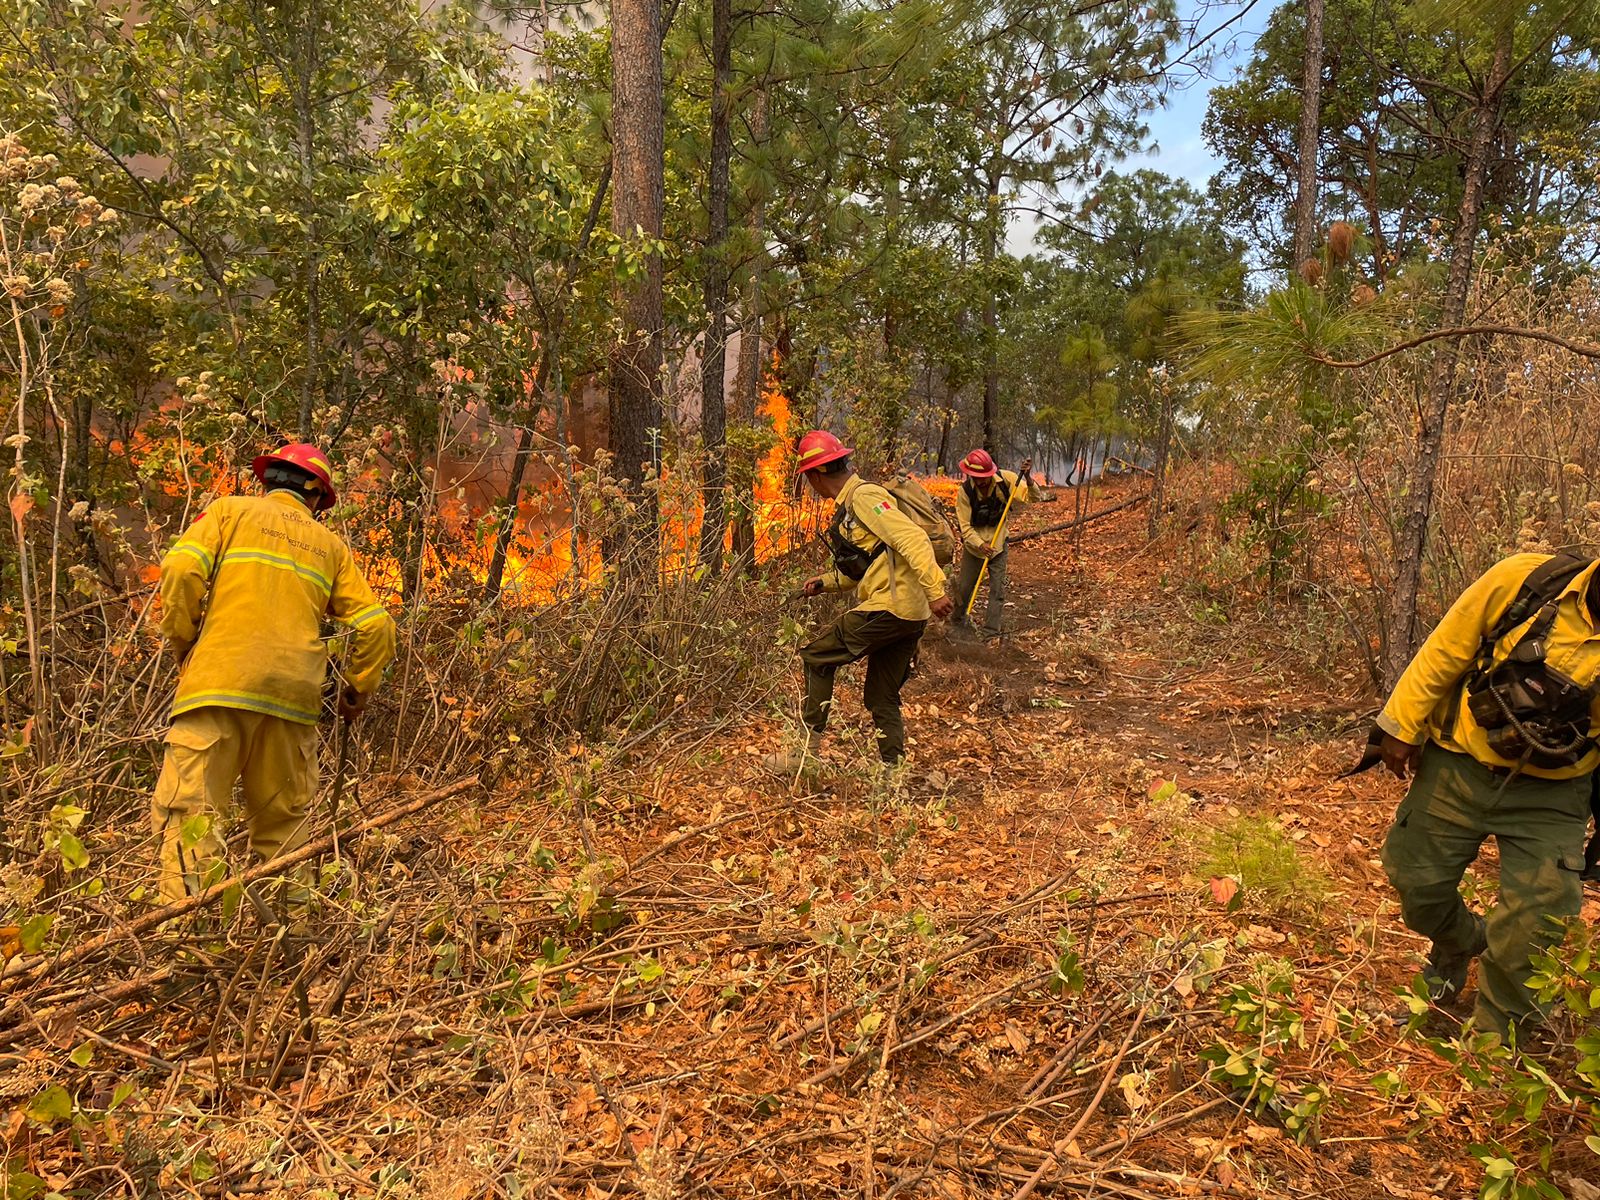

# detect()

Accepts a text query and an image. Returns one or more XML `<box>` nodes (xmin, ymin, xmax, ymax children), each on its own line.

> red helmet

<box><xmin>959</xmin><ymin>448</ymin><xmax>997</xmax><ymax>479</ymax></box>
<box><xmin>252</xmin><ymin>442</ymin><xmax>337</xmax><ymax>512</ymax></box>
<box><xmin>795</xmin><ymin>429</ymin><xmax>852</xmax><ymax>475</ymax></box>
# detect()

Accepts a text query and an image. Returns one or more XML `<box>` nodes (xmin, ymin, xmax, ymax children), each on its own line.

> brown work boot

<box><xmin>761</xmin><ymin>731</ymin><xmax>823</xmax><ymax>776</ymax></box>
<box><xmin>1424</xmin><ymin>916</ymin><xmax>1489</xmax><ymax>1003</ymax></box>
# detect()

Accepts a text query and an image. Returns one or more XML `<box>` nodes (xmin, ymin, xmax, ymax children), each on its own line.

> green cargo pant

<box><xmin>1380</xmin><ymin>744</ymin><xmax>1591</xmax><ymax>1036</ymax></box>
<box><xmin>953</xmin><ymin>548</ymin><xmax>1007</xmax><ymax>632</ymax></box>
<box><xmin>800</xmin><ymin>609</ymin><xmax>926</xmax><ymax>763</ymax></box>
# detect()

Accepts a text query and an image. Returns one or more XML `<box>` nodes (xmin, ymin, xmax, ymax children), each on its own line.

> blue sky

<box><xmin>1127</xmin><ymin>0</ymin><xmax>1270</xmax><ymax>189</ymax></box>
<box><xmin>1007</xmin><ymin>1</ymin><xmax>1271</xmax><ymax>254</ymax></box>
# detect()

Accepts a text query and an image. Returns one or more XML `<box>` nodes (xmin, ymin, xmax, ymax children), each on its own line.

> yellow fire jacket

<box><xmin>820</xmin><ymin>475</ymin><xmax>947</xmax><ymax>621</ymax></box>
<box><xmin>1377</xmin><ymin>553</ymin><xmax>1600</xmax><ymax>779</ymax></box>
<box><xmin>160</xmin><ymin>490</ymin><xmax>397</xmax><ymax>725</ymax></box>
<box><xmin>956</xmin><ymin>469</ymin><xmax>1032</xmax><ymax>557</ymax></box>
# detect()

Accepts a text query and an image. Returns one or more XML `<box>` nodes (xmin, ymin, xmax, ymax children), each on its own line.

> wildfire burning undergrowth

<box><xmin>117</xmin><ymin>361</ymin><xmax>968</xmax><ymax>611</ymax></box>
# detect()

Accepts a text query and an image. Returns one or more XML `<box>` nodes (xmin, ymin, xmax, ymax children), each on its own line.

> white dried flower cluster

<box><xmin>4</xmin><ymin>140</ymin><xmax>116</xmax><ymax>241</ymax></box>
<box><xmin>0</xmin><ymin>861</ymin><xmax>43</xmax><ymax>907</ymax></box>
<box><xmin>90</xmin><ymin>507</ymin><xmax>122</xmax><ymax>537</ymax></box>
<box><xmin>68</xmin><ymin>562</ymin><xmax>102</xmax><ymax>597</ymax></box>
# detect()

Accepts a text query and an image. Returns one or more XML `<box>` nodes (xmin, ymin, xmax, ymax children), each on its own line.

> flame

<box><xmin>749</xmin><ymin>361</ymin><xmax>803</xmax><ymax>559</ymax></box>
<box><xmin>126</xmin><ymin>354</ymin><xmax>827</xmax><ymax>607</ymax></box>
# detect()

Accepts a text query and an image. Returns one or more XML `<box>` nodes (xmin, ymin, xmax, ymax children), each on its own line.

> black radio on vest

<box><xmin>827</xmin><ymin>506</ymin><xmax>884</xmax><ymax>581</ymax></box>
<box><xmin>963</xmin><ymin>477</ymin><xmax>1011</xmax><ymax>528</ymax></box>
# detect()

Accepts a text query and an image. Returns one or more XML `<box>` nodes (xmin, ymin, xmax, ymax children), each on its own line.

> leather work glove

<box><xmin>930</xmin><ymin>595</ymin><xmax>955</xmax><ymax>620</ymax></box>
<box><xmin>800</xmin><ymin>576</ymin><xmax>826</xmax><ymax>598</ymax></box>
<box><xmin>1378</xmin><ymin>733</ymin><xmax>1422</xmax><ymax>779</ymax></box>
<box><xmin>1019</xmin><ymin>458</ymin><xmax>1032</xmax><ymax>477</ymax></box>
<box><xmin>337</xmin><ymin>687</ymin><xmax>370</xmax><ymax>723</ymax></box>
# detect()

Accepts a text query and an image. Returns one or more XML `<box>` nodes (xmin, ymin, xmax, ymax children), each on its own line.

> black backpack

<box><xmin>1345</xmin><ymin>553</ymin><xmax>1594</xmax><ymax>776</ymax></box>
<box><xmin>1345</xmin><ymin>554</ymin><xmax>1600</xmax><ymax>879</ymax></box>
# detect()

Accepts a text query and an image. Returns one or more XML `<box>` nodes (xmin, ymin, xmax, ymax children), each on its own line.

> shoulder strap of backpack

<box><xmin>1485</xmin><ymin>553</ymin><xmax>1592</xmax><ymax>645</ymax></box>
<box><xmin>1440</xmin><ymin>554</ymin><xmax>1594</xmax><ymax>735</ymax></box>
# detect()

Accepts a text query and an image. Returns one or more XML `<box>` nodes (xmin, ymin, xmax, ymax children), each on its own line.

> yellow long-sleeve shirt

<box><xmin>1377</xmin><ymin>553</ymin><xmax>1600</xmax><ymax>779</ymax></box>
<box><xmin>956</xmin><ymin>469</ymin><xmax>1032</xmax><ymax>556</ymax></box>
<box><xmin>160</xmin><ymin>490</ymin><xmax>397</xmax><ymax>725</ymax></box>
<box><xmin>820</xmin><ymin>476</ymin><xmax>947</xmax><ymax>621</ymax></box>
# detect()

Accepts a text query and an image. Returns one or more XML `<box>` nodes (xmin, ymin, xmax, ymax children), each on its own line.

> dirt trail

<box><xmin>482</xmin><ymin>480</ymin><xmax>1546</xmax><ymax>1199</ymax></box>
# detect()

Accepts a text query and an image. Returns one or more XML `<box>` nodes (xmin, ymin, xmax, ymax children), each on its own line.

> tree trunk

<box><xmin>1147</xmin><ymin>382</ymin><xmax>1174</xmax><ymax>539</ymax></box>
<box><xmin>728</xmin><ymin>86</ymin><xmax>770</xmax><ymax>572</ymax></box>
<box><xmin>980</xmin><ymin>168</ymin><xmax>1001</xmax><ymax>451</ymax></box>
<box><xmin>935</xmin><ymin>392</ymin><xmax>954</xmax><ymax>473</ymax></box>
<box><xmin>1382</xmin><ymin>22</ymin><xmax>1514</xmax><ymax>685</ymax></box>
<box><xmin>697</xmin><ymin>0</ymin><xmax>733</xmax><ymax>573</ymax></box>
<box><xmin>484</xmin><ymin>165</ymin><xmax>612</xmax><ymax>601</ymax></box>
<box><xmin>295</xmin><ymin>0</ymin><xmax>320</xmax><ymax>439</ymax></box>
<box><xmin>607</xmin><ymin>0</ymin><xmax>665</xmax><ymax>560</ymax></box>
<box><xmin>482</xmin><ymin>369</ymin><xmax>548</xmax><ymax>600</ymax></box>
<box><xmin>729</xmin><ymin>315</ymin><xmax>760</xmax><ymax>571</ymax></box>
<box><xmin>1290</xmin><ymin>0</ymin><xmax>1325</xmax><ymax>271</ymax></box>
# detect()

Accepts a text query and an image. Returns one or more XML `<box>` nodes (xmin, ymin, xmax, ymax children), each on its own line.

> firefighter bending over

<box><xmin>152</xmin><ymin>443</ymin><xmax>396</xmax><ymax>903</ymax></box>
<box><xmin>1366</xmin><ymin>552</ymin><xmax>1600</xmax><ymax>1038</ymax></box>
<box><xmin>763</xmin><ymin>432</ymin><xmax>953</xmax><ymax>772</ymax></box>
<box><xmin>952</xmin><ymin>448</ymin><xmax>1032</xmax><ymax>635</ymax></box>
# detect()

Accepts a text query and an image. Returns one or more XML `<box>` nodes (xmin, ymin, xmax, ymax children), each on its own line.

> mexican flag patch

<box><xmin>872</xmin><ymin>499</ymin><xmax>893</xmax><ymax>515</ymax></box>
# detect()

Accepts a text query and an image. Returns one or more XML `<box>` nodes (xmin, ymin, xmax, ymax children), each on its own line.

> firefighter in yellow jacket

<box><xmin>1368</xmin><ymin>552</ymin><xmax>1600</xmax><ymax>1037</ymax></box>
<box><xmin>763</xmin><ymin>431</ymin><xmax>953</xmax><ymax>772</ymax></box>
<box><xmin>952</xmin><ymin>448</ymin><xmax>1033</xmax><ymax>634</ymax></box>
<box><xmin>152</xmin><ymin>443</ymin><xmax>396</xmax><ymax>903</ymax></box>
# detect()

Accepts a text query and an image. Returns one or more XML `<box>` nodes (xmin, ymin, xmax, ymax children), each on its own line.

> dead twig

<box><xmin>0</xmin><ymin>775</ymin><xmax>479</xmax><ymax>1005</ymax></box>
<box><xmin>1006</xmin><ymin>1002</ymin><xmax>1151</xmax><ymax>1200</ymax></box>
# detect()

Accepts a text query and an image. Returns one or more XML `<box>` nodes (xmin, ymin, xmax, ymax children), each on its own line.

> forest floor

<box><xmin>9</xmin><ymin>478</ymin><xmax>1600</xmax><ymax>1199</ymax></box>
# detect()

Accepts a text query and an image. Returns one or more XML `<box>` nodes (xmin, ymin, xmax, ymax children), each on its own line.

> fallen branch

<box><xmin>1309</xmin><ymin>323</ymin><xmax>1600</xmax><ymax>369</ymax></box>
<box><xmin>776</xmin><ymin>930</ymin><xmax>996</xmax><ymax>1049</ymax></box>
<box><xmin>1086</xmin><ymin>1094</ymin><xmax>1230</xmax><ymax>1158</ymax></box>
<box><xmin>0</xmin><ymin>775</ymin><xmax>479</xmax><ymax>1002</ymax></box>
<box><xmin>1009</xmin><ymin>495</ymin><xmax>1148</xmax><ymax>546</ymax></box>
<box><xmin>1007</xmin><ymin>1002</ymin><xmax>1150</xmax><ymax>1200</ymax></box>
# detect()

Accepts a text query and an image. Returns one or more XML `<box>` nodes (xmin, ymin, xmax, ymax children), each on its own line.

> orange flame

<box><xmin>130</xmin><ymin>355</ymin><xmax>825</xmax><ymax>607</ymax></box>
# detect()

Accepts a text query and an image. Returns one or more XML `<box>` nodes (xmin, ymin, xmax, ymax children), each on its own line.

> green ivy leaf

<box><xmin>19</xmin><ymin>914</ymin><xmax>52</xmax><ymax>954</ymax></box>
<box><xmin>1481</xmin><ymin>1157</ymin><xmax>1516</xmax><ymax>1180</ymax></box>
<box><xmin>57</xmin><ymin>831</ymin><xmax>88</xmax><ymax>872</ymax></box>
<box><xmin>179</xmin><ymin>814</ymin><xmax>212</xmax><ymax>850</ymax></box>
<box><xmin>24</xmin><ymin>1085</ymin><xmax>73</xmax><ymax>1126</ymax></box>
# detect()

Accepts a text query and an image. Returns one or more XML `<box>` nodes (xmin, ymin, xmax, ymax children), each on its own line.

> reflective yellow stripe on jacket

<box><xmin>160</xmin><ymin>491</ymin><xmax>397</xmax><ymax>725</ymax></box>
<box><xmin>1377</xmin><ymin>553</ymin><xmax>1600</xmax><ymax>779</ymax></box>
